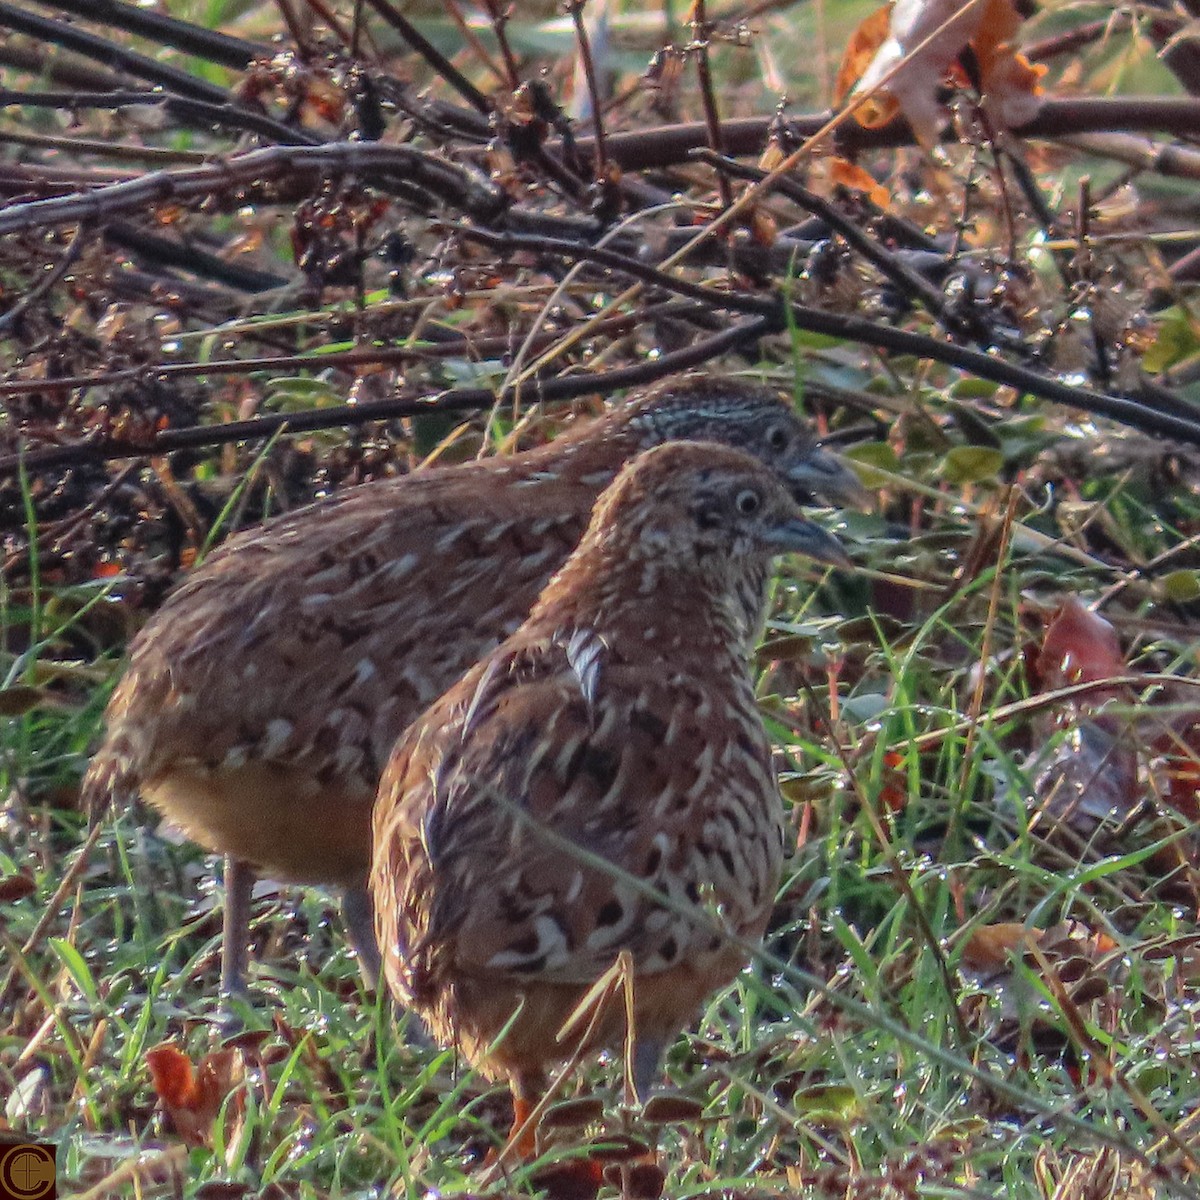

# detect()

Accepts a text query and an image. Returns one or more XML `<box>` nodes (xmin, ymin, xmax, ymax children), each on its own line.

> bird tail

<box><xmin>81</xmin><ymin>739</ymin><xmax>138</xmax><ymax>828</ymax></box>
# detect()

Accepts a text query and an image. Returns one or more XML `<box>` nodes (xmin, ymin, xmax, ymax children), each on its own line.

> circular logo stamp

<box><xmin>0</xmin><ymin>1143</ymin><xmax>56</xmax><ymax>1200</ymax></box>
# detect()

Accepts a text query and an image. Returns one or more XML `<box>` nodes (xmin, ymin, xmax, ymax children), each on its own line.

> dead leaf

<box><xmin>830</xmin><ymin>157</ymin><xmax>891</xmax><ymax>209</ymax></box>
<box><xmin>1032</xmin><ymin>719</ymin><xmax>1140</xmax><ymax>829</ymax></box>
<box><xmin>1035</xmin><ymin>598</ymin><xmax>1125</xmax><ymax>698</ymax></box>
<box><xmin>834</xmin><ymin>4</ymin><xmax>893</xmax><ymax>106</ymax></box>
<box><xmin>146</xmin><ymin>1042</ymin><xmax>245</xmax><ymax>1150</ymax></box>
<box><xmin>840</xmin><ymin>0</ymin><xmax>1043</xmax><ymax>146</ymax></box>
<box><xmin>0</xmin><ymin>872</ymin><xmax>36</xmax><ymax>903</ymax></box>
<box><xmin>960</xmin><ymin>921</ymin><xmax>1042</xmax><ymax>971</ymax></box>
<box><xmin>1024</xmin><ymin>599</ymin><xmax>1142</xmax><ymax>837</ymax></box>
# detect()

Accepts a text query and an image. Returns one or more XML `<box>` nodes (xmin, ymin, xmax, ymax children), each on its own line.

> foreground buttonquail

<box><xmin>83</xmin><ymin>375</ymin><xmax>863</xmax><ymax>993</ymax></box>
<box><xmin>370</xmin><ymin>440</ymin><xmax>850</xmax><ymax>1148</ymax></box>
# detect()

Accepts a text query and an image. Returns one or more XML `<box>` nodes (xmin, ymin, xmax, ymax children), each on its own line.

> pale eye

<box><xmin>734</xmin><ymin>489</ymin><xmax>762</xmax><ymax>516</ymax></box>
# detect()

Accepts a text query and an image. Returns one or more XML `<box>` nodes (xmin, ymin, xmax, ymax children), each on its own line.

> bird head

<box><xmin>619</xmin><ymin>375</ymin><xmax>868</xmax><ymax>510</ymax></box>
<box><xmin>586</xmin><ymin>440</ymin><xmax>850</xmax><ymax>574</ymax></box>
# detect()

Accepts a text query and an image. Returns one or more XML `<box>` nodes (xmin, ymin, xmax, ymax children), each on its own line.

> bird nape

<box><xmin>370</xmin><ymin>439</ymin><xmax>849</xmax><ymax>1160</ymax></box>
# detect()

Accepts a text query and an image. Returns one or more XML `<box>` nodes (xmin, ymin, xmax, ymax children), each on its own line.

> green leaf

<box><xmin>948</xmin><ymin>378</ymin><xmax>1000</xmax><ymax>399</ymax></box>
<box><xmin>842</xmin><ymin>442</ymin><xmax>898</xmax><ymax>487</ymax></box>
<box><xmin>793</xmin><ymin>1084</ymin><xmax>861</xmax><ymax>1119</ymax></box>
<box><xmin>51</xmin><ymin>938</ymin><xmax>99</xmax><ymax>1005</ymax></box>
<box><xmin>1162</xmin><ymin>569</ymin><xmax>1200</xmax><ymax>603</ymax></box>
<box><xmin>941</xmin><ymin>446</ymin><xmax>1004</xmax><ymax>485</ymax></box>
<box><xmin>1143</xmin><ymin>307</ymin><xmax>1200</xmax><ymax>374</ymax></box>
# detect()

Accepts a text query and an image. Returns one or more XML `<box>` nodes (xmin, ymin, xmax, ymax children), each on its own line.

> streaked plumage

<box><xmin>83</xmin><ymin>375</ymin><xmax>863</xmax><ymax>991</ymax></box>
<box><xmin>371</xmin><ymin>440</ymin><xmax>849</xmax><ymax>1139</ymax></box>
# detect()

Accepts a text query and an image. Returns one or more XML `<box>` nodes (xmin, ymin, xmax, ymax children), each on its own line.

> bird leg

<box><xmin>220</xmin><ymin>855</ymin><xmax>254</xmax><ymax>997</ymax></box>
<box><xmin>340</xmin><ymin>884</ymin><xmax>381</xmax><ymax>989</ymax></box>
<box><xmin>507</xmin><ymin>1071</ymin><xmax>547</xmax><ymax>1160</ymax></box>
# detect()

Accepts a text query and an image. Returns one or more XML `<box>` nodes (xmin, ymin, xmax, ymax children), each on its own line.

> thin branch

<box><xmin>0</xmin><ymin>141</ymin><xmax>507</xmax><ymax>236</ymax></box>
<box><xmin>28</xmin><ymin>0</ymin><xmax>265</xmax><ymax>68</ymax></box>
<box><xmin>690</xmin><ymin>0</ymin><xmax>732</xmax><ymax>210</ymax></box>
<box><xmin>102</xmin><ymin>221</ymin><xmax>290</xmax><ymax>293</ymax></box>
<box><xmin>0</xmin><ymin>32</ymin><xmax>127</xmax><ymax>91</ymax></box>
<box><xmin>0</xmin><ymin>319</ymin><xmax>772</xmax><ymax>471</ymax></box>
<box><xmin>696</xmin><ymin>150</ymin><xmax>999</xmax><ymax>347</ymax></box>
<box><xmin>0</xmin><ymin>311</ymin><xmax>655</xmax><ymax>397</ymax></box>
<box><xmin>0</xmin><ymin>0</ymin><xmax>236</xmax><ymax>105</ymax></box>
<box><xmin>0</xmin><ymin>87</ymin><xmax>322</xmax><ymax>147</ymax></box>
<box><xmin>562</xmin><ymin>96</ymin><xmax>1200</xmax><ymax>172</ymax></box>
<box><xmin>454</xmin><ymin>225</ymin><xmax>1200</xmax><ymax>447</ymax></box>
<box><xmin>478</xmin><ymin>0</ymin><xmax>520</xmax><ymax>91</ymax></box>
<box><xmin>566</xmin><ymin>0</ymin><xmax>608</xmax><ymax>178</ymax></box>
<box><xmin>0</xmin><ymin>222</ymin><xmax>91</xmax><ymax>333</ymax></box>
<box><xmin>360</xmin><ymin>0</ymin><xmax>491</xmax><ymax>115</ymax></box>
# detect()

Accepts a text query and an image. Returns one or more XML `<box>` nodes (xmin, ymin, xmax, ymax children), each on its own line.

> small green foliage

<box><xmin>1161</xmin><ymin>569</ymin><xmax>1200</xmax><ymax>604</ymax></box>
<box><xmin>1142</xmin><ymin>306</ymin><xmax>1200</xmax><ymax>374</ymax></box>
<box><xmin>941</xmin><ymin>445</ymin><xmax>1005</xmax><ymax>485</ymax></box>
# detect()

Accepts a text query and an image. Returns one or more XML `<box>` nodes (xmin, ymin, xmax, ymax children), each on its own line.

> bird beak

<box><xmin>761</xmin><ymin>518</ymin><xmax>852</xmax><ymax>568</ymax></box>
<box><xmin>787</xmin><ymin>448</ymin><xmax>872</xmax><ymax>510</ymax></box>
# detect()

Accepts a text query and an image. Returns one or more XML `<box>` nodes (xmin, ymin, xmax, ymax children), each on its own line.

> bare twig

<box><xmin>562</xmin><ymin>97</ymin><xmax>1200</xmax><ymax>172</ymax></box>
<box><xmin>0</xmin><ymin>0</ymin><xmax>238</xmax><ymax>104</ymax></box>
<box><xmin>0</xmin><ymin>319</ymin><xmax>773</xmax><ymax>471</ymax></box>
<box><xmin>0</xmin><ymin>141</ymin><xmax>507</xmax><ymax>236</ymax></box>
<box><xmin>0</xmin><ymin>221</ymin><xmax>91</xmax><ymax>333</ymax></box>
<box><xmin>689</xmin><ymin>0</ymin><xmax>732</xmax><ymax>209</ymax></box>
<box><xmin>566</xmin><ymin>0</ymin><xmax>608</xmax><ymax>178</ymax></box>
<box><xmin>360</xmin><ymin>0</ymin><xmax>491</xmax><ymax>115</ymax></box>
<box><xmin>27</xmin><ymin>0</ymin><xmax>265</xmax><ymax>67</ymax></box>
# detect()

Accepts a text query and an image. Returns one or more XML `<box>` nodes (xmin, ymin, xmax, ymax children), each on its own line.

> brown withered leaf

<box><xmin>145</xmin><ymin>1042</ymin><xmax>245</xmax><ymax>1150</ymax></box>
<box><xmin>829</xmin><ymin>158</ymin><xmax>891</xmax><ymax>209</ymax></box>
<box><xmin>1035</xmin><ymin>598</ymin><xmax>1126</xmax><ymax>698</ymax></box>
<box><xmin>0</xmin><ymin>871</ymin><xmax>36</xmax><ymax>902</ymax></box>
<box><xmin>1028</xmin><ymin>599</ymin><xmax>1141</xmax><ymax>832</ymax></box>
<box><xmin>958</xmin><ymin>921</ymin><xmax>1121</xmax><ymax>1061</ymax></box>
<box><xmin>840</xmin><ymin>0</ymin><xmax>1044</xmax><ymax>146</ymax></box>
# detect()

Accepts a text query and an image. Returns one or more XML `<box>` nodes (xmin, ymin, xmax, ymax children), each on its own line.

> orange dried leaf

<box><xmin>758</xmin><ymin>142</ymin><xmax>785</xmax><ymax>172</ymax></box>
<box><xmin>146</xmin><ymin>1043</ymin><xmax>197</xmax><ymax>1109</ymax></box>
<box><xmin>974</xmin><ymin>0</ymin><xmax>1024</xmax><ymax>62</ymax></box>
<box><xmin>982</xmin><ymin>50</ymin><xmax>1047</xmax><ymax>129</ymax></box>
<box><xmin>146</xmin><ymin>1042</ymin><xmax>244</xmax><ymax>1149</ymax></box>
<box><xmin>834</xmin><ymin>4</ymin><xmax>892</xmax><ymax>105</ymax></box>
<box><xmin>830</xmin><ymin>158</ymin><xmax>891</xmax><ymax>209</ymax></box>
<box><xmin>961</xmin><ymin>922</ymin><xmax>1041</xmax><ymax>970</ymax></box>
<box><xmin>748</xmin><ymin>207</ymin><xmax>779</xmax><ymax>247</ymax></box>
<box><xmin>844</xmin><ymin>0</ymin><xmax>1039</xmax><ymax>145</ymax></box>
<box><xmin>878</xmin><ymin>749</ymin><xmax>908</xmax><ymax>813</ymax></box>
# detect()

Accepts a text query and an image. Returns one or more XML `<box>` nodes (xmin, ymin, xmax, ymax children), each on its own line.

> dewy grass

<box><xmin>7</xmin><ymin>484</ymin><xmax>1200</xmax><ymax>1197</ymax></box>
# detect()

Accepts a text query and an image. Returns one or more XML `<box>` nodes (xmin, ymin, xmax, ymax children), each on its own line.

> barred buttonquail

<box><xmin>370</xmin><ymin>440</ymin><xmax>849</xmax><ymax>1147</ymax></box>
<box><xmin>84</xmin><ymin>375</ymin><xmax>862</xmax><ymax>993</ymax></box>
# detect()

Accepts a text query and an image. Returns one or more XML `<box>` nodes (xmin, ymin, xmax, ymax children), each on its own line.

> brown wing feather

<box><xmin>373</xmin><ymin>629</ymin><xmax>784</xmax><ymax>994</ymax></box>
<box><xmin>90</xmin><ymin>467</ymin><xmax>594</xmax><ymax>803</ymax></box>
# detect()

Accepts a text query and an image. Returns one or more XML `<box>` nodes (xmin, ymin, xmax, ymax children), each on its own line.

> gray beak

<box><xmin>760</xmin><ymin>518</ymin><xmax>851</xmax><ymax>568</ymax></box>
<box><xmin>787</xmin><ymin>448</ymin><xmax>871</xmax><ymax>510</ymax></box>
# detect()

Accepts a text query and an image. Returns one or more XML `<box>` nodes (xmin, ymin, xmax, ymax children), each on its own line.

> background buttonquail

<box><xmin>83</xmin><ymin>375</ymin><xmax>864</xmax><ymax>994</ymax></box>
<box><xmin>370</xmin><ymin>439</ymin><xmax>850</xmax><ymax>1151</ymax></box>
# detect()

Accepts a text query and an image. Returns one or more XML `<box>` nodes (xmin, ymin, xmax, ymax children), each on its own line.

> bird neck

<box><xmin>532</xmin><ymin>543</ymin><xmax>771</xmax><ymax>669</ymax></box>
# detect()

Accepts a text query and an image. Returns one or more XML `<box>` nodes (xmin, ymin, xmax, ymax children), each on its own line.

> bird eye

<box><xmin>766</xmin><ymin>425</ymin><xmax>789</xmax><ymax>451</ymax></box>
<box><xmin>734</xmin><ymin>489</ymin><xmax>762</xmax><ymax>516</ymax></box>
